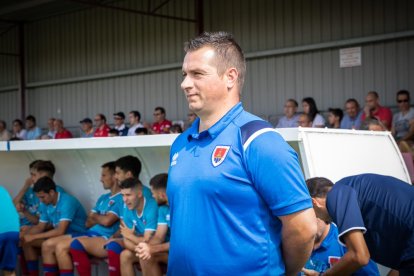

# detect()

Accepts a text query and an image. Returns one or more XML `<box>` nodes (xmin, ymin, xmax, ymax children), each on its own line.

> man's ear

<box><xmin>312</xmin><ymin>197</ymin><xmax>324</xmax><ymax>208</ymax></box>
<box><xmin>225</xmin><ymin>67</ymin><xmax>238</xmax><ymax>90</ymax></box>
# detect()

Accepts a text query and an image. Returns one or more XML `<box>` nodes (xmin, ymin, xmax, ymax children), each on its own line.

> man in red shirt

<box><xmin>361</xmin><ymin>91</ymin><xmax>393</xmax><ymax>130</ymax></box>
<box><xmin>93</xmin><ymin>113</ymin><xmax>110</xmax><ymax>137</ymax></box>
<box><xmin>152</xmin><ymin>107</ymin><xmax>172</xmax><ymax>134</ymax></box>
<box><xmin>54</xmin><ymin>119</ymin><xmax>73</xmax><ymax>139</ymax></box>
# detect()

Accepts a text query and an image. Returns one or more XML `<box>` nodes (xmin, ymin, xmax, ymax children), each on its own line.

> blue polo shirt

<box><xmin>0</xmin><ymin>186</ymin><xmax>19</xmax><ymax>234</ymax></box>
<box><xmin>26</xmin><ymin>127</ymin><xmax>42</xmax><ymax>140</ymax></box>
<box><xmin>167</xmin><ymin>103</ymin><xmax>313</xmax><ymax>275</ymax></box>
<box><xmin>121</xmin><ymin>197</ymin><xmax>158</xmax><ymax>235</ymax></box>
<box><xmin>340</xmin><ymin>111</ymin><xmax>363</xmax><ymax>130</ymax></box>
<box><xmin>39</xmin><ymin>191</ymin><xmax>87</xmax><ymax>235</ymax></box>
<box><xmin>308</xmin><ymin>223</ymin><xmax>379</xmax><ymax>275</ymax></box>
<box><xmin>21</xmin><ymin>185</ymin><xmax>65</xmax><ymax>226</ymax></box>
<box><xmin>157</xmin><ymin>205</ymin><xmax>170</xmax><ymax>242</ymax></box>
<box><xmin>89</xmin><ymin>192</ymin><xmax>123</xmax><ymax>238</ymax></box>
<box><xmin>327</xmin><ymin>173</ymin><xmax>414</xmax><ymax>269</ymax></box>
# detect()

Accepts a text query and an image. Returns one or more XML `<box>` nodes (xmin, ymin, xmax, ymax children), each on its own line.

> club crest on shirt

<box><xmin>211</xmin><ymin>145</ymin><xmax>230</xmax><ymax>167</ymax></box>
<box><xmin>171</xmin><ymin>152</ymin><xmax>179</xmax><ymax>166</ymax></box>
<box><xmin>328</xmin><ymin>256</ymin><xmax>340</xmax><ymax>267</ymax></box>
<box><xmin>108</xmin><ymin>200</ymin><xmax>115</xmax><ymax>206</ymax></box>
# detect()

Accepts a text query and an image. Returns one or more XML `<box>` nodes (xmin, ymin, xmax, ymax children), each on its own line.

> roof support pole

<box><xmin>195</xmin><ymin>0</ymin><xmax>204</xmax><ymax>35</ymax></box>
<box><xmin>18</xmin><ymin>23</ymin><xmax>26</xmax><ymax>119</ymax></box>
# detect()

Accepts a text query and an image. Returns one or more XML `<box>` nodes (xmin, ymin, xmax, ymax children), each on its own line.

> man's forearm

<box><xmin>322</xmin><ymin>251</ymin><xmax>365</xmax><ymax>275</ymax></box>
<box><xmin>150</xmin><ymin>242</ymin><xmax>169</xmax><ymax>254</ymax></box>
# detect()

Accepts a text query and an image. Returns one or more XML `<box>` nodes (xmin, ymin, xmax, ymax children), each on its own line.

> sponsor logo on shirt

<box><xmin>211</xmin><ymin>145</ymin><xmax>230</xmax><ymax>167</ymax></box>
<box><xmin>171</xmin><ymin>152</ymin><xmax>179</xmax><ymax>166</ymax></box>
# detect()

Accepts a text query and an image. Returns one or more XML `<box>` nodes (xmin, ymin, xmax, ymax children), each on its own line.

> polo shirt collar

<box><xmin>187</xmin><ymin>102</ymin><xmax>243</xmax><ymax>141</ymax></box>
<box><xmin>318</xmin><ymin>223</ymin><xmax>335</xmax><ymax>250</ymax></box>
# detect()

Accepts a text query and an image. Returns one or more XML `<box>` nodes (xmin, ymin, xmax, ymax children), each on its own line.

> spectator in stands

<box><xmin>301</xmin><ymin>218</ymin><xmax>379</xmax><ymax>275</ymax></box>
<box><xmin>0</xmin><ymin>120</ymin><xmax>11</xmax><ymax>141</ymax></box>
<box><xmin>127</xmin><ymin>110</ymin><xmax>144</xmax><ymax>136</ymax></box>
<box><xmin>136</xmin><ymin>173</ymin><xmax>170</xmax><ymax>276</ymax></box>
<box><xmin>302</xmin><ymin>97</ymin><xmax>325</xmax><ymax>128</ymax></box>
<box><xmin>392</xmin><ymin>90</ymin><xmax>414</xmax><ymax>142</ymax></box>
<box><xmin>340</xmin><ymin>98</ymin><xmax>363</xmax><ymax>130</ymax></box>
<box><xmin>21</xmin><ymin>177</ymin><xmax>87</xmax><ymax>276</ymax></box>
<box><xmin>57</xmin><ymin>162</ymin><xmax>123</xmax><ymax>276</ymax></box>
<box><xmin>184</xmin><ymin>112</ymin><xmax>197</xmax><ymax>130</ymax></box>
<box><xmin>361</xmin><ymin>91</ymin><xmax>392</xmax><ymax>130</ymax></box>
<box><xmin>306</xmin><ymin>174</ymin><xmax>414</xmax><ymax>275</ymax></box>
<box><xmin>152</xmin><ymin>107</ymin><xmax>172</xmax><ymax>134</ymax></box>
<box><xmin>79</xmin><ymin>118</ymin><xmax>94</xmax><ymax>138</ymax></box>
<box><xmin>54</xmin><ymin>119</ymin><xmax>73</xmax><ymax>139</ymax></box>
<box><xmin>113</xmin><ymin>112</ymin><xmax>129</xmax><ymax>136</ymax></box>
<box><xmin>46</xmin><ymin>118</ymin><xmax>56</xmax><ymax>139</ymax></box>
<box><xmin>170</xmin><ymin>124</ymin><xmax>183</xmax><ymax>134</ymax></box>
<box><xmin>298</xmin><ymin>113</ymin><xmax>313</xmax><ymax>128</ymax></box>
<box><xmin>12</xmin><ymin>119</ymin><xmax>27</xmax><ymax>140</ymax></box>
<box><xmin>135</xmin><ymin>127</ymin><xmax>148</xmax><ymax>135</ymax></box>
<box><xmin>25</xmin><ymin>115</ymin><xmax>42</xmax><ymax>140</ymax></box>
<box><xmin>0</xmin><ymin>185</ymin><xmax>20</xmax><ymax>276</ymax></box>
<box><xmin>327</xmin><ymin>108</ymin><xmax>343</xmax><ymax>129</ymax></box>
<box><xmin>93</xmin><ymin>113</ymin><xmax>110</xmax><ymax>137</ymax></box>
<box><xmin>112</xmin><ymin>178</ymin><xmax>157</xmax><ymax>276</ymax></box>
<box><xmin>109</xmin><ymin>128</ymin><xmax>119</xmax><ymax>137</ymax></box>
<box><xmin>366</xmin><ymin>118</ymin><xmax>387</xmax><ymax>131</ymax></box>
<box><xmin>276</xmin><ymin>99</ymin><xmax>299</xmax><ymax>128</ymax></box>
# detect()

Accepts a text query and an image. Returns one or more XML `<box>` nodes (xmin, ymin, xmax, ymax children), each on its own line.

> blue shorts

<box><xmin>0</xmin><ymin>231</ymin><xmax>19</xmax><ymax>271</ymax></box>
<box><xmin>83</xmin><ymin>230</ymin><xmax>108</xmax><ymax>240</ymax></box>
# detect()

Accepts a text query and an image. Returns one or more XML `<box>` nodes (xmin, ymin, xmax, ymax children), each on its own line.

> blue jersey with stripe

<box><xmin>89</xmin><ymin>192</ymin><xmax>123</xmax><ymax>238</ymax></box>
<box><xmin>327</xmin><ymin>173</ymin><xmax>414</xmax><ymax>269</ymax></box>
<box><xmin>39</xmin><ymin>191</ymin><xmax>87</xmax><ymax>235</ymax></box>
<box><xmin>157</xmin><ymin>205</ymin><xmax>170</xmax><ymax>242</ymax></box>
<box><xmin>167</xmin><ymin>103</ymin><xmax>313</xmax><ymax>275</ymax></box>
<box><xmin>20</xmin><ymin>185</ymin><xmax>64</xmax><ymax>226</ymax></box>
<box><xmin>0</xmin><ymin>186</ymin><xmax>19</xmax><ymax>233</ymax></box>
<box><xmin>121</xmin><ymin>197</ymin><xmax>158</xmax><ymax>235</ymax></box>
<box><xmin>308</xmin><ymin>223</ymin><xmax>379</xmax><ymax>275</ymax></box>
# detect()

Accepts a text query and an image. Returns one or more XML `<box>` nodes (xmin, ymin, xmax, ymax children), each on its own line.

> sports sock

<box><xmin>27</xmin><ymin>260</ymin><xmax>39</xmax><ymax>276</ymax></box>
<box><xmin>43</xmin><ymin>263</ymin><xmax>58</xmax><ymax>276</ymax></box>
<box><xmin>70</xmin><ymin>239</ymin><xmax>91</xmax><ymax>276</ymax></box>
<box><xmin>106</xmin><ymin>241</ymin><xmax>123</xmax><ymax>276</ymax></box>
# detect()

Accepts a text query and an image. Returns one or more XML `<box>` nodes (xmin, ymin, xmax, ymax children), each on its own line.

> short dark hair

<box><xmin>397</xmin><ymin>90</ymin><xmax>410</xmax><ymax>101</ymax></box>
<box><xmin>184</xmin><ymin>31</ymin><xmax>246</xmax><ymax>89</ymax></box>
<box><xmin>109</xmin><ymin>128</ymin><xmax>119</xmax><ymax>136</ymax></box>
<box><xmin>29</xmin><ymin>160</ymin><xmax>43</xmax><ymax>170</ymax></box>
<box><xmin>154</xmin><ymin>107</ymin><xmax>166</xmax><ymax>115</ymax></box>
<box><xmin>25</xmin><ymin>115</ymin><xmax>36</xmax><ymax>123</ymax></box>
<box><xmin>13</xmin><ymin>119</ymin><xmax>23</xmax><ymax>127</ymax></box>
<box><xmin>97</xmin><ymin>113</ymin><xmax>107</xmax><ymax>123</ymax></box>
<box><xmin>102</xmin><ymin>161</ymin><xmax>116</xmax><ymax>173</ymax></box>
<box><xmin>33</xmin><ymin>176</ymin><xmax>56</xmax><ymax>193</ymax></box>
<box><xmin>33</xmin><ymin>160</ymin><xmax>56</xmax><ymax>177</ymax></box>
<box><xmin>345</xmin><ymin>98</ymin><xmax>360</xmax><ymax>109</ymax></box>
<box><xmin>119</xmin><ymin>177</ymin><xmax>142</xmax><ymax>190</ymax></box>
<box><xmin>367</xmin><ymin>91</ymin><xmax>379</xmax><ymax>98</ymax></box>
<box><xmin>149</xmin><ymin>173</ymin><xmax>168</xmax><ymax>190</ymax></box>
<box><xmin>129</xmin><ymin>111</ymin><xmax>141</xmax><ymax>121</ymax></box>
<box><xmin>135</xmin><ymin>127</ymin><xmax>148</xmax><ymax>135</ymax></box>
<box><xmin>328</xmin><ymin>108</ymin><xmax>344</xmax><ymax>122</ymax></box>
<box><xmin>306</xmin><ymin>177</ymin><xmax>333</xmax><ymax>198</ymax></box>
<box><xmin>287</xmin><ymin>99</ymin><xmax>298</xmax><ymax>107</ymax></box>
<box><xmin>115</xmin><ymin>155</ymin><xmax>142</xmax><ymax>178</ymax></box>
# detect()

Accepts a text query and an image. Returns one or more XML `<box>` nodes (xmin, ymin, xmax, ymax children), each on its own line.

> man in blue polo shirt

<box><xmin>21</xmin><ymin>176</ymin><xmax>87</xmax><ymax>276</ymax></box>
<box><xmin>0</xmin><ymin>186</ymin><xmax>20</xmax><ymax>276</ymax></box>
<box><xmin>167</xmin><ymin>31</ymin><xmax>317</xmax><ymax>275</ymax></box>
<box><xmin>301</xmin><ymin>218</ymin><xmax>379</xmax><ymax>275</ymax></box>
<box><xmin>306</xmin><ymin>174</ymin><xmax>414</xmax><ymax>275</ymax></box>
<box><xmin>104</xmin><ymin>177</ymin><xmax>158</xmax><ymax>276</ymax></box>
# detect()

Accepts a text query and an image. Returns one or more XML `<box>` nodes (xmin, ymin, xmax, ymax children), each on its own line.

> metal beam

<box><xmin>18</xmin><ymin>23</ymin><xmax>26</xmax><ymax>119</ymax></box>
<box><xmin>66</xmin><ymin>0</ymin><xmax>196</xmax><ymax>23</ymax></box>
<box><xmin>1</xmin><ymin>30</ymin><xmax>414</xmax><ymax>93</ymax></box>
<box><xmin>0</xmin><ymin>0</ymin><xmax>56</xmax><ymax>16</ymax></box>
<box><xmin>195</xmin><ymin>0</ymin><xmax>203</xmax><ymax>34</ymax></box>
<box><xmin>150</xmin><ymin>0</ymin><xmax>171</xmax><ymax>14</ymax></box>
<box><xmin>0</xmin><ymin>52</ymin><xmax>19</xmax><ymax>57</ymax></box>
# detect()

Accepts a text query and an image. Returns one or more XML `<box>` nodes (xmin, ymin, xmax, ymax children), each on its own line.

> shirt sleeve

<box><xmin>91</xmin><ymin>196</ymin><xmax>102</xmax><ymax>213</ymax></box>
<box><xmin>326</xmin><ymin>184</ymin><xmax>367</xmax><ymax>246</ymax></box>
<box><xmin>107</xmin><ymin>195</ymin><xmax>123</xmax><ymax>218</ymax></box>
<box><xmin>144</xmin><ymin>201</ymin><xmax>158</xmax><ymax>231</ymax></box>
<box><xmin>244</xmin><ymin>130</ymin><xmax>312</xmax><ymax>217</ymax></box>
<box><xmin>157</xmin><ymin>206</ymin><xmax>168</xmax><ymax>225</ymax></box>
<box><xmin>39</xmin><ymin>204</ymin><xmax>49</xmax><ymax>223</ymax></box>
<box><xmin>59</xmin><ymin>195</ymin><xmax>78</xmax><ymax>222</ymax></box>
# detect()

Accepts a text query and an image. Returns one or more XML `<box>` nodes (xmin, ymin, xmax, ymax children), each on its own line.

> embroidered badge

<box><xmin>211</xmin><ymin>146</ymin><xmax>230</xmax><ymax>167</ymax></box>
<box><xmin>328</xmin><ymin>256</ymin><xmax>340</xmax><ymax>267</ymax></box>
<box><xmin>108</xmin><ymin>199</ymin><xmax>115</xmax><ymax>206</ymax></box>
<box><xmin>171</xmin><ymin>152</ymin><xmax>179</xmax><ymax>166</ymax></box>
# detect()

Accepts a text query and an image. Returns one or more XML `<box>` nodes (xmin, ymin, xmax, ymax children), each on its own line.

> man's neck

<box><xmin>136</xmin><ymin>197</ymin><xmax>145</xmax><ymax>215</ymax></box>
<box><xmin>198</xmin><ymin>101</ymin><xmax>239</xmax><ymax>132</ymax></box>
<box><xmin>314</xmin><ymin>223</ymin><xmax>330</xmax><ymax>250</ymax></box>
<box><xmin>110</xmin><ymin>184</ymin><xmax>121</xmax><ymax>195</ymax></box>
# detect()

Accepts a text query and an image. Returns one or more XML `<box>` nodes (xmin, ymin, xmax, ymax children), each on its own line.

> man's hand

<box><xmin>24</xmin><ymin>177</ymin><xmax>33</xmax><ymax>187</ymax></box>
<box><xmin>15</xmin><ymin>202</ymin><xmax>25</xmax><ymax>212</ymax></box>
<box><xmin>22</xmin><ymin>234</ymin><xmax>36</xmax><ymax>244</ymax></box>
<box><xmin>301</xmin><ymin>268</ymin><xmax>320</xmax><ymax>276</ymax></box>
<box><xmin>120</xmin><ymin>221</ymin><xmax>135</xmax><ymax>240</ymax></box>
<box><xmin>136</xmin><ymin>242</ymin><xmax>151</xmax><ymax>260</ymax></box>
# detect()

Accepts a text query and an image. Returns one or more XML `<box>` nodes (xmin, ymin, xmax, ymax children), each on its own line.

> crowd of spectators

<box><xmin>0</xmin><ymin>106</ymin><xmax>198</xmax><ymax>141</ymax></box>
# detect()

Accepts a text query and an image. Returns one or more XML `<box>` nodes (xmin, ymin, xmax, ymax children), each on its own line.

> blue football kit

<box><xmin>39</xmin><ymin>191</ymin><xmax>87</xmax><ymax>235</ymax></box>
<box><xmin>121</xmin><ymin>197</ymin><xmax>158</xmax><ymax>235</ymax></box>
<box><xmin>167</xmin><ymin>103</ymin><xmax>313</xmax><ymax>275</ymax></box>
<box><xmin>89</xmin><ymin>192</ymin><xmax>123</xmax><ymax>238</ymax></box>
<box><xmin>327</xmin><ymin>173</ymin><xmax>414</xmax><ymax>270</ymax></box>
